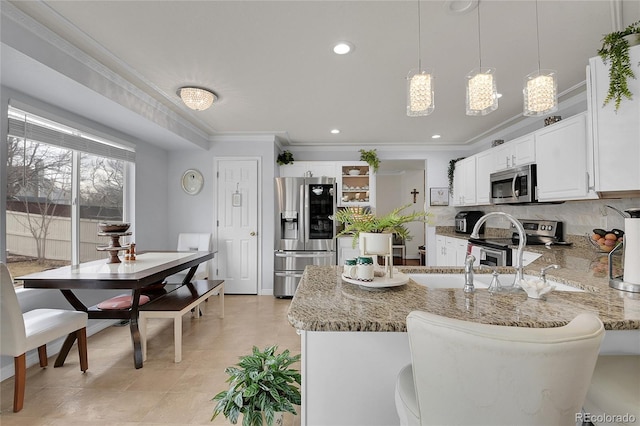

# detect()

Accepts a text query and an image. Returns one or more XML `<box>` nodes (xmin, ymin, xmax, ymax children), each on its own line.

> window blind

<box><xmin>7</xmin><ymin>108</ymin><xmax>135</xmax><ymax>163</ymax></box>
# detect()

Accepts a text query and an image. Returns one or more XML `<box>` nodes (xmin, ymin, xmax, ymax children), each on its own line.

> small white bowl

<box><xmin>519</xmin><ymin>279</ymin><xmax>555</xmax><ymax>299</ymax></box>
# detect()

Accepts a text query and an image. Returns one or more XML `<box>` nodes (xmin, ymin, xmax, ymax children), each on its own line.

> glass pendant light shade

<box><xmin>523</xmin><ymin>69</ymin><xmax>557</xmax><ymax>116</ymax></box>
<box><xmin>407</xmin><ymin>69</ymin><xmax>435</xmax><ymax>117</ymax></box>
<box><xmin>466</xmin><ymin>68</ymin><xmax>498</xmax><ymax>116</ymax></box>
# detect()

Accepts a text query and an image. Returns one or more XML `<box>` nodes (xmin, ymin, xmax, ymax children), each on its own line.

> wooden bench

<box><xmin>139</xmin><ymin>279</ymin><xmax>224</xmax><ymax>363</ymax></box>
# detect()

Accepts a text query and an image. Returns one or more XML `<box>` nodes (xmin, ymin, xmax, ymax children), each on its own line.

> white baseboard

<box><xmin>0</xmin><ymin>319</ymin><xmax>118</xmax><ymax>382</ymax></box>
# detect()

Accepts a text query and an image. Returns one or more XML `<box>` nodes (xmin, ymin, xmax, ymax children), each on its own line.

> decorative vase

<box><xmin>359</xmin><ymin>232</ymin><xmax>394</xmax><ymax>277</ymax></box>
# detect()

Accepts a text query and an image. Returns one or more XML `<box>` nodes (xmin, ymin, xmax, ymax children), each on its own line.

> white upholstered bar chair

<box><xmin>395</xmin><ymin>311</ymin><xmax>604</xmax><ymax>426</ymax></box>
<box><xmin>165</xmin><ymin>232</ymin><xmax>212</xmax><ymax>283</ymax></box>
<box><xmin>0</xmin><ymin>262</ymin><xmax>88</xmax><ymax>412</ymax></box>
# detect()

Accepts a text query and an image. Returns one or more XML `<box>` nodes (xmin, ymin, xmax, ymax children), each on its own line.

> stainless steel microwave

<box><xmin>490</xmin><ymin>164</ymin><xmax>537</xmax><ymax>204</ymax></box>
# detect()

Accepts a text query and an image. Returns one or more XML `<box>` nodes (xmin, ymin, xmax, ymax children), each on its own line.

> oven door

<box><xmin>478</xmin><ymin>246</ymin><xmax>511</xmax><ymax>267</ymax></box>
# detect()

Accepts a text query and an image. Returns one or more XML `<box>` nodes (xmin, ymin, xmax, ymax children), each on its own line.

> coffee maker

<box><xmin>609</xmin><ymin>208</ymin><xmax>640</xmax><ymax>293</ymax></box>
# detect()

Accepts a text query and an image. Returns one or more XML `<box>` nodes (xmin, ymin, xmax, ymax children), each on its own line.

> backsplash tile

<box><xmin>430</xmin><ymin>198</ymin><xmax>640</xmax><ymax>238</ymax></box>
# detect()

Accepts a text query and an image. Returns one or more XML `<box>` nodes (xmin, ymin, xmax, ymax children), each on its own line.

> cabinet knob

<box><xmin>250</xmin><ymin>231</ymin><xmax>257</xmax><ymax>236</ymax></box>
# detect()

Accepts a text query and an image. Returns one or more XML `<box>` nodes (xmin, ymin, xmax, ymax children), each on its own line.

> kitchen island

<box><xmin>287</xmin><ymin>249</ymin><xmax>640</xmax><ymax>426</ymax></box>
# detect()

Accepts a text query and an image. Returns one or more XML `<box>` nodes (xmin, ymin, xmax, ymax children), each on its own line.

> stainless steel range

<box><xmin>469</xmin><ymin>219</ymin><xmax>565</xmax><ymax>266</ymax></box>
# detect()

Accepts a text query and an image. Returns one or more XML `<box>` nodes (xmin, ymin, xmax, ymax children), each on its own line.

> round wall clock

<box><xmin>181</xmin><ymin>169</ymin><xmax>204</xmax><ymax>195</ymax></box>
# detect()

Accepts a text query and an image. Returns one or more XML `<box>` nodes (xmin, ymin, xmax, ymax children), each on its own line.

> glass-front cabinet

<box><xmin>336</xmin><ymin>162</ymin><xmax>376</xmax><ymax>208</ymax></box>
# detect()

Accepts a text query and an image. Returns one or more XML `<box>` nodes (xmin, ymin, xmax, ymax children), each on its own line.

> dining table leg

<box><xmin>129</xmin><ymin>288</ymin><xmax>144</xmax><ymax>369</ymax></box>
<box><xmin>54</xmin><ymin>289</ymin><xmax>87</xmax><ymax>367</ymax></box>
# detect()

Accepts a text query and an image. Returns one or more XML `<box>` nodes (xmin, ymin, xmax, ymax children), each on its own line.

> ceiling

<box><xmin>2</xmin><ymin>0</ymin><xmax>639</xmax><ymax>151</ymax></box>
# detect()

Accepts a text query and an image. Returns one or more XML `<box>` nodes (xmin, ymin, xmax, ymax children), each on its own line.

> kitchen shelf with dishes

<box><xmin>337</xmin><ymin>163</ymin><xmax>376</xmax><ymax>208</ymax></box>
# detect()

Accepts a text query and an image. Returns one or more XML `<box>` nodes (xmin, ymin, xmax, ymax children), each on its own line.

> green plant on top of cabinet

<box><xmin>597</xmin><ymin>20</ymin><xmax>640</xmax><ymax>111</ymax></box>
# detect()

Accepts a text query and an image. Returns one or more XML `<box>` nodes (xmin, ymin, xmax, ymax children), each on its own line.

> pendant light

<box><xmin>407</xmin><ymin>0</ymin><xmax>434</xmax><ymax>117</ymax></box>
<box><xmin>523</xmin><ymin>0</ymin><xmax>557</xmax><ymax>116</ymax></box>
<box><xmin>466</xmin><ymin>0</ymin><xmax>498</xmax><ymax>116</ymax></box>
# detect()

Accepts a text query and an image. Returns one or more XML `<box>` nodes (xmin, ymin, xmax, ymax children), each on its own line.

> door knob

<box><xmin>250</xmin><ymin>231</ymin><xmax>256</xmax><ymax>236</ymax></box>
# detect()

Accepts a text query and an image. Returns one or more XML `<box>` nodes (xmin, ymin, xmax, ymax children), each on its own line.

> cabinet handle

<box><xmin>506</xmin><ymin>156</ymin><xmax>510</xmax><ymax>168</ymax></box>
<box><xmin>512</xmin><ymin>155</ymin><xmax>516</xmax><ymax>166</ymax></box>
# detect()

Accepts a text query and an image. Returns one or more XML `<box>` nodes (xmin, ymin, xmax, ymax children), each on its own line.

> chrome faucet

<box><xmin>470</xmin><ymin>212</ymin><xmax>527</xmax><ymax>288</ymax></box>
<box><xmin>463</xmin><ymin>254</ymin><xmax>476</xmax><ymax>293</ymax></box>
<box><xmin>540</xmin><ymin>264</ymin><xmax>559</xmax><ymax>285</ymax></box>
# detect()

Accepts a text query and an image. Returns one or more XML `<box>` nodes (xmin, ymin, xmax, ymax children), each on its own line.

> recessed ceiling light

<box><xmin>444</xmin><ymin>0</ymin><xmax>478</xmax><ymax>15</ymax></box>
<box><xmin>331</xmin><ymin>129</ymin><xmax>341</xmax><ymax>134</ymax></box>
<box><xmin>333</xmin><ymin>42</ymin><xmax>354</xmax><ymax>55</ymax></box>
<box><xmin>432</xmin><ymin>134</ymin><xmax>441</xmax><ymax>139</ymax></box>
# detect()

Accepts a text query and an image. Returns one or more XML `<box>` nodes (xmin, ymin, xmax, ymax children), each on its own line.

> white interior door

<box><xmin>215</xmin><ymin>159</ymin><xmax>259</xmax><ymax>294</ymax></box>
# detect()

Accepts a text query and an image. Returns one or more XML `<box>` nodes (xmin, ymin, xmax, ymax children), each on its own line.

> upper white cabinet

<box><xmin>535</xmin><ymin>112</ymin><xmax>596</xmax><ymax>201</ymax></box>
<box><xmin>493</xmin><ymin>134</ymin><xmax>536</xmax><ymax>171</ymax></box>
<box><xmin>475</xmin><ymin>149</ymin><xmax>495</xmax><ymax>205</ymax></box>
<box><xmin>588</xmin><ymin>45</ymin><xmax>640</xmax><ymax>193</ymax></box>
<box><xmin>279</xmin><ymin>161</ymin><xmax>337</xmax><ymax>178</ymax></box>
<box><xmin>336</xmin><ymin>162</ymin><xmax>376</xmax><ymax>208</ymax></box>
<box><xmin>452</xmin><ymin>156</ymin><xmax>477</xmax><ymax>206</ymax></box>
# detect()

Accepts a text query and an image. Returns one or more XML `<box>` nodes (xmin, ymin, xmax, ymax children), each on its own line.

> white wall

<box><xmin>168</xmin><ymin>137</ymin><xmax>278</xmax><ymax>294</ymax></box>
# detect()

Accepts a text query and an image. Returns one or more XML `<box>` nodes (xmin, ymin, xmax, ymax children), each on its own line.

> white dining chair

<box><xmin>395</xmin><ymin>311</ymin><xmax>604</xmax><ymax>426</ymax></box>
<box><xmin>0</xmin><ymin>262</ymin><xmax>88</xmax><ymax>412</ymax></box>
<box><xmin>165</xmin><ymin>232</ymin><xmax>212</xmax><ymax>283</ymax></box>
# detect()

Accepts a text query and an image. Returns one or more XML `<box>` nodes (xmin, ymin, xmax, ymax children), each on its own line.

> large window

<box><xmin>5</xmin><ymin>106</ymin><xmax>134</xmax><ymax>279</ymax></box>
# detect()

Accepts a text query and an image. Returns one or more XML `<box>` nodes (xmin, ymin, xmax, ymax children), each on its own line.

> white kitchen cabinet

<box><xmin>436</xmin><ymin>235</ymin><xmax>478</xmax><ymax>267</ymax></box>
<box><xmin>336</xmin><ymin>162</ymin><xmax>376</xmax><ymax>208</ymax></box>
<box><xmin>337</xmin><ymin>236</ymin><xmax>359</xmax><ymax>266</ymax></box>
<box><xmin>535</xmin><ymin>112</ymin><xmax>597</xmax><ymax>201</ymax></box>
<box><xmin>493</xmin><ymin>134</ymin><xmax>536</xmax><ymax>171</ymax></box>
<box><xmin>475</xmin><ymin>149</ymin><xmax>495</xmax><ymax>205</ymax></box>
<box><xmin>279</xmin><ymin>161</ymin><xmax>337</xmax><ymax>178</ymax></box>
<box><xmin>452</xmin><ymin>156</ymin><xmax>477</xmax><ymax>206</ymax></box>
<box><xmin>588</xmin><ymin>45</ymin><xmax>640</xmax><ymax>194</ymax></box>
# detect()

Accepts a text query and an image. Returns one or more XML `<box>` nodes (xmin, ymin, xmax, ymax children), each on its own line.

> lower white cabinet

<box><xmin>436</xmin><ymin>235</ymin><xmax>479</xmax><ymax>267</ymax></box>
<box><xmin>337</xmin><ymin>236</ymin><xmax>359</xmax><ymax>266</ymax></box>
<box><xmin>535</xmin><ymin>112</ymin><xmax>596</xmax><ymax>201</ymax></box>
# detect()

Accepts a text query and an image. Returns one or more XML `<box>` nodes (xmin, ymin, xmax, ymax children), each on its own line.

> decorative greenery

<box><xmin>333</xmin><ymin>204</ymin><xmax>429</xmax><ymax>248</ymax></box>
<box><xmin>598</xmin><ymin>20</ymin><xmax>640</xmax><ymax>111</ymax></box>
<box><xmin>211</xmin><ymin>345</ymin><xmax>301</xmax><ymax>426</ymax></box>
<box><xmin>448</xmin><ymin>157</ymin><xmax>465</xmax><ymax>195</ymax></box>
<box><xmin>276</xmin><ymin>150</ymin><xmax>294</xmax><ymax>165</ymax></box>
<box><xmin>359</xmin><ymin>149</ymin><xmax>380</xmax><ymax>173</ymax></box>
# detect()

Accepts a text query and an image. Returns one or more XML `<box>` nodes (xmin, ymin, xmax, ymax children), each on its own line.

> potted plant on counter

<box><xmin>211</xmin><ymin>345</ymin><xmax>301</xmax><ymax>426</ymax></box>
<box><xmin>598</xmin><ymin>20</ymin><xmax>640</xmax><ymax>111</ymax></box>
<box><xmin>333</xmin><ymin>204</ymin><xmax>429</xmax><ymax>249</ymax></box>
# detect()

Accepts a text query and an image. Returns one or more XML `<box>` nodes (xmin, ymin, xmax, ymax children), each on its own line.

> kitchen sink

<box><xmin>408</xmin><ymin>273</ymin><xmax>583</xmax><ymax>292</ymax></box>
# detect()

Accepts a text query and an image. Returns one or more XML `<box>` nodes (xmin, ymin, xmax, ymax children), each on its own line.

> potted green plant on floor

<box><xmin>598</xmin><ymin>20</ymin><xmax>640</xmax><ymax>111</ymax></box>
<box><xmin>333</xmin><ymin>204</ymin><xmax>429</xmax><ymax>249</ymax></box>
<box><xmin>211</xmin><ymin>345</ymin><xmax>301</xmax><ymax>426</ymax></box>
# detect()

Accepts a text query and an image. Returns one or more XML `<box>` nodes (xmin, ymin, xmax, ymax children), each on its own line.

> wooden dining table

<box><xmin>17</xmin><ymin>251</ymin><xmax>215</xmax><ymax>369</ymax></box>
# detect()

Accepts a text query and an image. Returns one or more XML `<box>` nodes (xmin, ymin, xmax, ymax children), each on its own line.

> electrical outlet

<box><xmin>599</xmin><ymin>216</ymin><xmax>607</xmax><ymax>230</ymax></box>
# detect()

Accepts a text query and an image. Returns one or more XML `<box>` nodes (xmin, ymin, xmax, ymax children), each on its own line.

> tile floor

<box><xmin>0</xmin><ymin>295</ymin><xmax>302</xmax><ymax>425</ymax></box>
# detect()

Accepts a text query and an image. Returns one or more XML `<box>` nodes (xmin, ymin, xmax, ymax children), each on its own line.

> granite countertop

<box><xmin>287</xmin><ymin>242</ymin><xmax>640</xmax><ymax>332</ymax></box>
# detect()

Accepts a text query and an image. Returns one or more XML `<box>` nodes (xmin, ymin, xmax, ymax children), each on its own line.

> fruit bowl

<box><xmin>98</xmin><ymin>222</ymin><xmax>131</xmax><ymax>233</ymax></box>
<box><xmin>588</xmin><ymin>228</ymin><xmax>623</xmax><ymax>253</ymax></box>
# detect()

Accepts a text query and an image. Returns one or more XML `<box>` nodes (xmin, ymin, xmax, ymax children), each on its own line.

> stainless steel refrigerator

<box><xmin>274</xmin><ymin>177</ymin><xmax>336</xmax><ymax>297</ymax></box>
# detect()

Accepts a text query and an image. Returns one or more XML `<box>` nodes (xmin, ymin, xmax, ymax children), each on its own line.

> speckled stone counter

<box><xmin>287</xmin><ymin>249</ymin><xmax>640</xmax><ymax>331</ymax></box>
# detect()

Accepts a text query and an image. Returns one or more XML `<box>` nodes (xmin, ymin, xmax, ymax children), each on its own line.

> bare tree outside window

<box><xmin>6</xmin><ymin>136</ymin><xmax>72</xmax><ymax>265</ymax></box>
